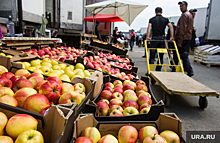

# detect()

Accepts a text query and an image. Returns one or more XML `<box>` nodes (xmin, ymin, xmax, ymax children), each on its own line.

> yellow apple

<box><xmin>84</xmin><ymin>70</ymin><xmax>91</xmax><ymax>77</ymax></box>
<box><xmin>52</xmin><ymin>65</ymin><xmax>61</xmax><ymax>70</ymax></box>
<box><xmin>27</xmin><ymin>67</ymin><xmax>36</xmax><ymax>71</ymax></box>
<box><xmin>42</xmin><ymin>58</ymin><xmax>51</xmax><ymax>63</ymax></box>
<box><xmin>0</xmin><ymin>112</ymin><xmax>8</xmax><ymax>133</ymax></box>
<box><xmin>6</xmin><ymin>55</ymin><xmax>13</xmax><ymax>58</ymax></box>
<box><xmin>39</xmin><ymin>66</ymin><xmax>51</xmax><ymax>75</ymax></box>
<box><xmin>81</xmin><ymin>127</ymin><xmax>101</xmax><ymax>143</ymax></box>
<box><xmin>0</xmin><ymin>65</ymin><xmax>8</xmax><ymax>76</ymax></box>
<box><xmin>22</xmin><ymin>62</ymin><xmax>31</xmax><ymax>69</ymax></box>
<box><xmin>67</xmin><ymin>65</ymin><xmax>74</xmax><ymax>71</ymax></box>
<box><xmin>50</xmin><ymin>70</ymin><xmax>62</xmax><ymax>77</ymax></box>
<box><xmin>58</xmin><ymin>64</ymin><xmax>67</xmax><ymax>70</ymax></box>
<box><xmin>59</xmin><ymin>74</ymin><xmax>71</xmax><ymax>82</ymax></box>
<box><xmin>75</xmin><ymin>63</ymin><xmax>85</xmax><ymax>70</ymax></box>
<box><xmin>15</xmin><ymin>130</ymin><xmax>44</xmax><ymax>143</ymax></box>
<box><xmin>30</xmin><ymin>60</ymin><xmax>41</xmax><ymax>66</ymax></box>
<box><xmin>75</xmin><ymin>71</ymin><xmax>85</xmax><ymax>78</ymax></box>
<box><xmin>64</xmin><ymin>69</ymin><xmax>75</xmax><ymax>79</ymax></box>
<box><xmin>51</xmin><ymin>59</ymin><xmax>58</xmax><ymax>65</ymax></box>
<box><xmin>0</xmin><ymin>136</ymin><xmax>13</xmax><ymax>143</ymax></box>
<box><xmin>33</xmin><ymin>65</ymin><xmax>41</xmax><ymax>69</ymax></box>
<box><xmin>47</xmin><ymin>73</ymin><xmax>59</xmax><ymax>77</ymax></box>
<box><xmin>33</xmin><ymin>69</ymin><xmax>43</xmax><ymax>74</ymax></box>
<box><xmin>41</xmin><ymin>62</ymin><xmax>52</xmax><ymax>68</ymax></box>
<box><xmin>0</xmin><ymin>53</ymin><xmax>6</xmax><ymax>56</ymax></box>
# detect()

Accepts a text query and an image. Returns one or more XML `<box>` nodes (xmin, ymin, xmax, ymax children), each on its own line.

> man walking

<box><xmin>146</xmin><ymin>7</ymin><xmax>174</xmax><ymax>72</ymax></box>
<box><xmin>174</xmin><ymin>1</ymin><xmax>194</xmax><ymax>77</ymax></box>
<box><xmin>189</xmin><ymin>8</ymin><xmax>197</xmax><ymax>51</ymax></box>
<box><xmin>129</xmin><ymin>29</ymin><xmax>136</xmax><ymax>51</ymax></box>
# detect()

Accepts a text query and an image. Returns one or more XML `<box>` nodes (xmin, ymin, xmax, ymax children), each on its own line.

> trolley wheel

<box><xmin>199</xmin><ymin>96</ymin><xmax>208</xmax><ymax>109</ymax></box>
<box><xmin>163</xmin><ymin>92</ymin><xmax>170</xmax><ymax>107</ymax></box>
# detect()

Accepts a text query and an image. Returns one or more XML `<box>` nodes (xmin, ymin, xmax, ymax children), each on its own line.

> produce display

<box><xmin>98</xmin><ymin>52</ymin><xmax>130</xmax><ymax>63</ymax></box>
<box><xmin>0</xmin><ymin>52</ymin><xmax>14</xmax><ymax>58</ymax></box>
<box><xmin>0</xmin><ymin>65</ymin><xmax>87</xmax><ymax>113</ymax></box>
<box><xmin>92</xmin><ymin>39</ymin><xmax>108</xmax><ymax>45</ymax></box>
<box><xmin>17</xmin><ymin>58</ymin><xmax>91</xmax><ymax>82</ymax></box>
<box><xmin>75</xmin><ymin>125</ymin><xmax>180</xmax><ymax>143</ymax></box>
<box><xmin>25</xmin><ymin>46</ymin><xmax>87</xmax><ymax>62</ymax></box>
<box><xmin>96</xmin><ymin>80</ymin><xmax>152</xmax><ymax>116</ymax></box>
<box><xmin>0</xmin><ymin>111</ymin><xmax>44</xmax><ymax>142</ymax></box>
<box><xmin>83</xmin><ymin>57</ymin><xmax>135</xmax><ymax>80</ymax></box>
<box><xmin>111</xmin><ymin>43</ymin><xmax>125</xmax><ymax>50</ymax></box>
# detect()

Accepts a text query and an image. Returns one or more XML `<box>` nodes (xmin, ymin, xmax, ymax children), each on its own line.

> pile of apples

<box><xmin>96</xmin><ymin>80</ymin><xmax>152</xmax><ymax>117</ymax></box>
<box><xmin>0</xmin><ymin>65</ymin><xmax>87</xmax><ymax>114</ymax></box>
<box><xmin>19</xmin><ymin>58</ymin><xmax>91</xmax><ymax>82</ymax></box>
<box><xmin>75</xmin><ymin>125</ymin><xmax>180</xmax><ymax>143</ymax></box>
<box><xmin>83</xmin><ymin>57</ymin><xmax>135</xmax><ymax>80</ymax></box>
<box><xmin>0</xmin><ymin>112</ymin><xmax>44</xmax><ymax>143</ymax></box>
<box><xmin>25</xmin><ymin>46</ymin><xmax>87</xmax><ymax>62</ymax></box>
<box><xmin>0</xmin><ymin>52</ymin><xmax>13</xmax><ymax>58</ymax></box>
<box><xmin>98</xmin><ymin>52</ymin><xmax>130</xmax><ymax>63</ymax></box>
<box><xmin>93</xmin><ymin>39</ymin><xmax>108</xmax><ymax>45</ymax></box>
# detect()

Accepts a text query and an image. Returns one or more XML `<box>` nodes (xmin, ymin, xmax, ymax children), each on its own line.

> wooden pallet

<box><xmin>194</xmin><ymin>60</ymin><xmax>220</xmax><ymax>67</ymax></box>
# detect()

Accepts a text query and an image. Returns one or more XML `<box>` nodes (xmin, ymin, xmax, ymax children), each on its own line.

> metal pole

<box><xmin>17</xmin><ymin>0</ymin><xmax>23</xmax><ymax>33</ymax></box>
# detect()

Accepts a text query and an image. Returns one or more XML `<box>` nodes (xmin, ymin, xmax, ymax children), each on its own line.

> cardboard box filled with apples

<box><xmin>0</xmin><ymin>64</ymin><xmax>93</xmax><ymax>116</ymax></box>
<box><xmin>72</xmin><ymin>113</ymin><xmax>186</xmax><ymax>143</ymax></box>
<box><xmin>0</xmin><ymin>103</ymin><xmax>78</xmax><ymax>143</ymax></box>
<box><xmin>84</xmin><ymin>77</ymin><xmax>164</xmax><ymax>121</ymax></box>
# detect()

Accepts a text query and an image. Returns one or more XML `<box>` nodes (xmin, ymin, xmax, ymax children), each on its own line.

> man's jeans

<box><xmin>130</xmin><ymin>40</ymin><xmax>134</xmax><ymax>51</ymax></box>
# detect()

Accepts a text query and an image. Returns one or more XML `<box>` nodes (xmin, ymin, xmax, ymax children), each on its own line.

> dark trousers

<box><xmin>173</xmin><ymin>40</ymin><xmax>193</xmax><ymax>73</ymax></box>
<box><xmin>149</xmin><ymin>40</ymin><xmax>165</xmax><ymax>71</ymax></box>
<box><xmin>130</xmin><ymin>40</ymin><xmax>134</xmax><ymax>51</ymax></box>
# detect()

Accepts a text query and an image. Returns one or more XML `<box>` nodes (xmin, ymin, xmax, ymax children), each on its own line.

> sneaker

<box><xmin>187</xmin><ymin>72</ymin><xmax>194</xmax><ymax>77</ymax></box>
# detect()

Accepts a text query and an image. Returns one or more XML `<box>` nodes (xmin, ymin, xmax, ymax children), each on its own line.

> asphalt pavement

<box><xmin>128</xmin><ymin>45</ymin><xmax>220</xmax><ymax>138</ymax></box>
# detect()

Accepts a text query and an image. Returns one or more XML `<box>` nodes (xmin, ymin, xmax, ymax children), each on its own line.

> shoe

<box><xmin>187</xmin><ymin>72</ymin><xmax>194</xmax><ymax>77</ymax></box>
<box><xmin>130</xmin><ymin>49</ymin><xmax>132</xmax><ymax>51</ymax></box>
<box><xmin>142</xmin><ymin>56</ymin><xmax>146</xmax><ymax>58</ymax></box>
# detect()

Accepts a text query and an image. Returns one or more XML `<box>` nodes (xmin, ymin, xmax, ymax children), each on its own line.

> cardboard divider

<box><xmin>72</xmin><ymin>113</ymin><xmax>186</xmax><ymax>143</ymax></box>
<box><xmin>0</xmin><ymin>103</ymin><xmax>77</xmax><ymax>143</ymax></box>
<box><xmin>83</xmin><ymin>76</ymin><xmax>165</xmax><ymax>121</ymax></box>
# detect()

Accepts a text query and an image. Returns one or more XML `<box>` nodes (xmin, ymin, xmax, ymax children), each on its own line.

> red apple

<box><xmin>29</xmin><ymin>76</ymin><xmax>44</xmax><ymax>88</ymax></box>
<box><xmin>0</xmin><ymin>95</ymin><xmax>18</xmax><ymax>107</ymax></box>
<box><xmin>136</xmin><ymin>84</ymin><xmax>148</xmax><ymax>93</ymax></box>
<box><xmin>74</xmin><ymin>89</ymin><xmax>86</xmax><ymax>100</ymax></box>
<box><xmin>113</xmin><ymin>87</ymin><xmax>123</xmax><ymax>95</ymax></box>
<box><xmin>114</xmin><ymin>84</ymin><xmax>123</xmax><ymax>89</ymax></box>
<box><xmin>1</xmin><ymin>72</ymin><xmax>14</xmax><ymax>79</ymax></box>
<box><xmin>122</xmin><ymin>100</ymin><xmax>139</xmax><ymax>110</ymax></box>
<box><xmin>40</xmin><ymin>106</ymin><xmax>51</xmax><ymax>115</ymax></box>
<box><xmin>104</xmin><ymin>82</ymin><xmax>114</xmax><ymax>89</ymax></box>
<box><xmin>27</xmin><ymin>73</ymin><xmax>44</xmax><ymax>79</ymax></box>
<box><xmin>140</xmin><ymin>104</ymin><xmax>150</xmax><ymax>111</ymax></box>
<box><xmin>99</xmin><ymin>134</ymin><xmax>118</xmax><ymax>143</ymax></box>
<box><xmin>15</xmin><ymin>69</ymin><xmax>31</xmax><ymax>78</ymax></box>
<box><xmin>75</xmin><ymin>137</ymin><xmax>93</xmax><ymax>143</ymax></box>
<box><xmin>0</xmin><ymin>87</ymin><xmax>14</xmax><ymax>97</ymax></box>
<box><xmin>124</xmin><ymin>91</ymin><xmax>138</xmax><ymax>102</ymax></box>
<box><xmin>138</xmin><ymin>95</ymin><xmax>152</xmax><ymax>106</ymax></box>
<box><xmin>113</xmin><ymin>80</ymin><xmax>123</xmax><ymax>86</ymax></box>
<box><xmin>118</xmin><ymin>125</ymin><xmax>138</xmax><ymax>143</ymax></box>
<box><xmin>123</xmin><ymin>84</ymin><xmax>135</xmax><ymax>91</ymax></box>
<box><xmin>47</xmin><ymin>76</ymin><xmax>62</xmax><ymax>85</ymax></box>
<box><xmin>110</xmin><ymin>105</ymin><xmax>123</xmax><ymax>113</ymax></box>
<box><xmin>160</xmin><ymin>130</ymin><xmax>180</xmax><ymax>143</ymax></box>
<box><xmin>12</xmin><ymin>79</ymin><xmax>34</xmax><ymax>93</ymax></box>
<box><xmin>136</xmin><ymin>80</ymin><xmax>146</xmax><ymax>86</ymax></box>
<box><xmin>139</xmin><ymin>126</ymin><xmax>159</xmax><ymax>143</ymax></box>
<box><xmin>39</xmin><ymin>81</ymin><xmax>62</xmax><ymax>103</ymax></box>
<box><xmin>60</xmin><ymin>82</ymin><xmax>74</xmax><ymax>94</ymax></box>
<box><xmin>104</xmin><ymin>86</ymin><xmax>114</xmax><ymax>92</ymax></box>
<box><xmin>58</xmin><ymin>91</ymin><xmax>82</xmax><ymax>106</ymax></box>
<box><xmin>136</xmin><ymin>90</ymin><xmax>148</xmax><ymax>97</ymax></box>
<box><xmin>96</xmin><ymin>102</ymin><xmax>109</xmax><ymax>116</ymax></box>
<box><xmin>109</xmin><ymin>99</ymin><xmax>122</xmax><ymax>107</ymax></box>
<box><xmin>143</xmin><ymin>134</ymin><xmax>166</xmax><ymax>143</ymax></box>
<box><xmin>10</xmin><ymin>75</ymin><xmax>26</xmax><ymax>85</ymax></box>
<box><xmin>138</xmin><ymin>92</ymin><xmax>152</xmax><ymax>98</ymax></box>
<box><xmin>99</xmin><ymin>99</ymin><xmax>110</xmax><ymax>105</ymax></box>
<box><xmin>100</xmin><ymin>90</ymin><xmax>112</xmax><ymax>100</ymax></box>
<box><xmin>0</xmin><ymin>77</ymin><xmax>12</xmax><ymax>88</ymax></box>
<box><xmin>111</xmin><ymin>92</ymin><xmax>123</xmax><ymax>101</ymax></box>
<box><xmin>23</xmin><ymin>94</ymin><xmax>50</xmax><ymax>114</ymax></box>
<box><xmin>35</xmin><ymin>80</ymin><xmax>47</xmax><ymax>92</ymax></box>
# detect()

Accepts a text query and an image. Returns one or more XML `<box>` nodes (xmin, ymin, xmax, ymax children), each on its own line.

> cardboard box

<box><xmin>0</xmin><ymin>103</ymin><xmax>78</xmax><ymax>143</ymax></box>
<box><xmin>72</xmin><ymin>113</ymin><xmax>186</xmax><ymax>143</ymax></box>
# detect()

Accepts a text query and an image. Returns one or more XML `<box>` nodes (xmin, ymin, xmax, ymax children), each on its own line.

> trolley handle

<box><xmin>145</xmin><ymin>40</ymin><xmax>173</xmax><ymax>42</ymax></box>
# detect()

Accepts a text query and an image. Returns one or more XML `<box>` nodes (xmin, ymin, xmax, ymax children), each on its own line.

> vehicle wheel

<box><xmin>163</xmin><ymin>92</ymin><xmax>170</xmax><ymax>107</ymax></box>
<box><xmin>199</xmin><ymin>96</ymin><xmax>208</xmax><ymax>109</ymax></box>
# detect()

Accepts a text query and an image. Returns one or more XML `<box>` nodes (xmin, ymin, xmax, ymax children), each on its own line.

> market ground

<box><xmin>128</xmin><ymin>45</ymin><xmax>220</xmax><ymax>138</ymax></box>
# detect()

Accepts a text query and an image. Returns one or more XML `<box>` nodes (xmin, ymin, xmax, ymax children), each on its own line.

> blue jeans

<box><xmin>130</xmin><ymin>40</ymin><xmax>134</xmax><ymax>51</ymax></box>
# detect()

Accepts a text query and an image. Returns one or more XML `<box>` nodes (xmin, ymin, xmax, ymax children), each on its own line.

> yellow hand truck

<box><xmin>144</xmin><ymin>40</ymin><xmax>219</xmax><ymax>108</ymax></box>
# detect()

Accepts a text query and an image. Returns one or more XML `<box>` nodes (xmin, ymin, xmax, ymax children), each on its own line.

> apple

<box><xmin>139</xmin><ymin>104</ymin><xmax>150</xmax><ymax>111</ymax></box>
<box><xmin>123</xmin><ymin>90</ymin><xmax>136</xmax><ymax>97</ymax></box>
<box><xmin>14</xmin><ymin>87</ymin><xmax>37</xmax><ymax>108</ymax></box>
<box><xmin>140</xmin><ymin>107</ymin><xmax>151</xmax><ymax>114</ymax></box>
<box><xmin>118</xmin><ymin>125</ymin><xmax>138</xmax><ymax>143</ymax></box>
<box><xmin>138</xmin><ymin>92</ymin><xmax>151</xmax><ymax>98</ymax></box>
<box><xmin>39</xmin><ymin>66</ymin><xmax>51</xmax><ymax>75</ymax></box>
<box><xmin>10</xmin><ymin>75</ymin><xmax>26</xmax><ymax>86</ymax></box>
<box><xmin>1</xmin><ymin>72</ymin><xmax>14</xmax><ymax>79</ymax></box>
<box><xmin>0</xmin><ymin>111</ymin><xmax>7</xmax><ymax>134</ymax></box>
<box><xmin>0</xmin><ymin>87</ymin><xmax>14</xmax><ymax>97</ymax></box>
<box><xmin>15</xmin><ymin>69</ymin><xmax>31</xmax><ymax>78</ymax></box>
<box><xmin>111</xmin><ymin>92</ymin><xmax>123</xmax><ymax>101</ymax></box>
<box><xmin>60</xmin><ymin>82</ymin><xmax>74</xmax><ymax>94</ymax></box>
<box><xmin>99</xmin><ymin>99</ymin><xmax>109</xmax><ymax>105</ymax></box>
<box><xmin>113</xmin><ymin>80</ymin><xmax>123</xmax><ymax>86</ymax></box>
<box><xmin>75</xmin><ymin>63</ymin><xmax>85</xmax><ymax>70</ymax></box>
<box><xmin>138</xmin><ymin>95</ymin><xmax>152</xmax><ymax>106</ymax></box>
<box><xmin>109</xmin><ymin>109</ymin><xmax>123</xmax><ymax>116</ymax></box>
<box><xmin>122</xmin><ymin>100</ymin><xmax>139</xmax><ymax>110</ymax></box>
<box><xmin>100</xmin><ymin>90</ymin><xmax>112</xmax><ymax>100</ymax></box>
<box><xmin>74</xmin><ymin>89</ymin><xmax>86</xmax><ymax>100</ymax></box>
<box><xmin>23</xmin><ymin>94</ymin><xmax>50</xmax><ymax>114</ymax></box>
<box><xmin>74</xmin><ymin>83</ymin><xmax>86</xmax><ymax>93</ymax></box>
<box><xmin>0</xmin><ymin>77</ymin><xmax>12</xmax><ymax>88</ymax></box>
<box><xmin>15</xmin><ymin>130</ymin><xmax>44</xmax><ymax>143</ymax></box>
<box><xmin>81</xmin><ymin>127</ymin><xmax>101</xmax><ymax>143</ymax></box>
<box><xmin>110</xmin><ymin>105</ymin><xmax>123</xmax><ymax>113</ymax></box>
<box><xmin>59</xmin><ymin>91</ymin><xmax>82</xmax><ymax>105</ymax></box>
<box><xmin>136</xmin><ymin>84</ymin><xmax>148</xmax><ymax>93</ymax></box>
<box><xmin>123</xmin><ymin>84</ymin><xmax>135</xmax><ymax>91</ymax></box>
<box><xmin>0</xmin><ymin>136</ymin><xmax>13</xmax><ymax>143</ymax></box>
<box><xmin>114</xmin><ymin>84</ymin><xmax>123</xmax><ymax>89</ymax></box>
<box><xmin>0</xmin><ymin>65</ymin><xmax>8</xmax><ymax>76</ymax></box>
<box><xmin>136</xmin><ymin>90</ymin><xmax>148</xmax><ymax>97</ymax></box>
<box><xmin>27</xmin><ymin>73</ymin><xmax>44</xmax><ymax>79</ymax></box>
<box><xmin>6</xmin><ymin>114</ymin><xmax>38</xmax><ymax>140</ymax></box>
<box><xmin>143</xmin><ymin>134</ymin><xmax>167</xmax><ymax>143</ymax></box>
<box><xmin>40</xmin><ymin>106</ymin><xmax>51</xmax><ymax>115</ymax></box>
<box><xmin>28</xmin><ymin>76</ymin><xmax>44</xmax><ymax>88</ymax></box>
<box><xmin>35</xmin><ymin>80</ymin><xmax>47</xmax><ymax>92</ymax></box>
<box><xmin>139</xmin><ymin>126</ymin><xmax>158</xmax><ymax>143</ymax></box>
<box><xmin>124</xmin><ymin>92</ymin><xmax>138</xmax><ymax>102</ymax></box>
<box><xmin>136</xmin><ymin>80</ymin><xmax>146</xmax><ymax>86</ymax></box>
<box><xmin>75</xmin><ymin>137</ymin><xmax>93</xmax><ymax>143</ymax></box>
<box><xmin>39</xmin><ymin>80</ymin><xmax>62</xmax><ymax>103</ymax></box>
<box><xmin>104</xmin><ymin>82</ymin><xmax>114</xmax><ymax>89</ymax></box>
<box><xmin>47</xmin><ymin>76</ymin><xmax>62</xmax><ymax>85</ymax></box>
<box><xmin>160</xmin><ymin>130</ymin><xmax>180</xmax><ymax>143</ymax></box>
<box><xmin>12</xmin><ymin>79</ymin><xmax>34</xmax><ymax>93</ymax></box>
<box><xmin>96</xmin><ymin>102</ymin><xmax>109</xmax><ymax>116</ymax></box>
<box><xmin>123</xmin><ymin>107</ymin><xmax>139</xmax><ymax>116</ymax></box>
<box><xmin>104</xmin><ymin>86</ymin><xmax>114</xmax><ymax>92</ymax></box>
<box><xmin>123</xmin><ymin>80</ymin><xmax>136</xmax><ymax>89</ymax></box>
<box><xmin>0</xmin><ymin>95</ymin><xmax>18</xmax><ymax>107</ymax></box>
<box><xmin>113</xmin><ymin>87</ymin><xmax>123</xmax><ymax>95</ymax></box>
<box><xmin>109</xmin><ymin>99</ymin><xmax>122</xmax><ymax>107</ymax></box>
<box><xmin>59</xmin><ymin>74</ymin><xmax>71</xmax><ymax>82</ymax></box>
<box><xmin>99</xmin><ymin>134</ymin><xmax>118</xmax><ymax>143</ymax></box>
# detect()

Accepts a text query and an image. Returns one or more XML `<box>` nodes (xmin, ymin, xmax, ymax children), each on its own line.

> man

<box><xmin>146</xmin><ymin>7</ymin><xmax>174</xmax><ymax>72</ymax></box>
<box><xmin>174</xmin><ymin>1</ymin><xmax>194</xmax><ymax>77</ymax></box>
<box><xmin>138</xmin><ymin>34</ymin><xmax>143</xmax><ymax>47</ymax></box>
<box><xmin>166</xmin><ymin>22</ymin><xmax>176</xmax><ymax>42</ymax></box>
<box><xmin>129</xmin><ymin>29</ymin><xmax>136</xmax><ymax>51</ymax></box>
<box><xmin>95</xmin><ymin>20</ymin><xmax>101</xmax><ymax>40</ymax></box>
<box><xmin>189</xmin><ymin>9</ymin><xmax>197</xmax><ymax>51</ymax></box>
<box><xmin>113</xmin><ymin>27</ymin><xmax>119</xmax><ymax>44</ymax></box>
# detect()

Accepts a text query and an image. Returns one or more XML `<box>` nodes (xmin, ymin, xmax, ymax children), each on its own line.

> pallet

<box><xmin>194</xmin><ymin>60</ymin><xmax>220</xmax><ymax>68</ymax></box>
